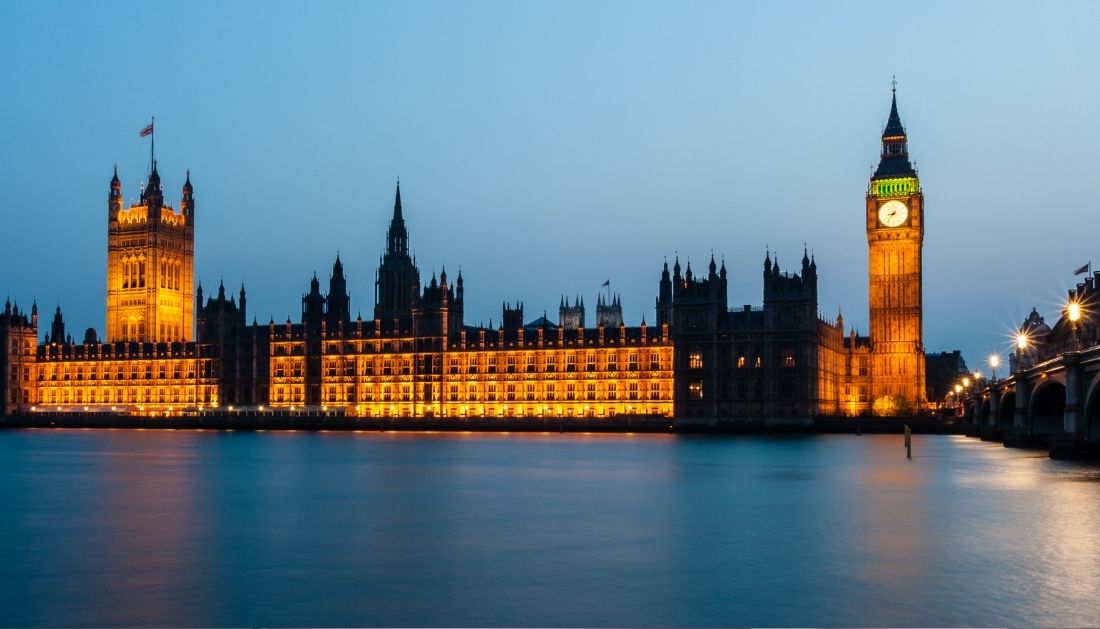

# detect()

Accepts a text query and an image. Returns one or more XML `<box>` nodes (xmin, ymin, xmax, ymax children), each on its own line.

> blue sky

<box><xmin>2</xmin><ymin>1</ymin><xmax>1098</xmax><ymax>367</ymax></box>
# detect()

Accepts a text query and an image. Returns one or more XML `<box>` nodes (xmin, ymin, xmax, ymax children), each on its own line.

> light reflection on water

<box><xmin>0</xmin><ymin>430</ymin><xmax>1098</xmax><ymax>627</ymax></box>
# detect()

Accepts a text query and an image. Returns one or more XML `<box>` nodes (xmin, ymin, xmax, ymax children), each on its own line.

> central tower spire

<box><xmin>374</xmin><ymin>180</ymin><xmax>420</xmax><ymax>328</ymax></box>
<box><xmin>387</xmin><ymin>180</ymin><xmax>408</xmax><ymax>256</ymax></box>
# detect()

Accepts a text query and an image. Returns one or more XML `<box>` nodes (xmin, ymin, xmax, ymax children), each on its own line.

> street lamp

<box><xmin>1016</xmin><ymin>332</ymin><xmax>1029</xmax><ymax>351</ymax></box>
<box><xmin>1068</xmin><ymin>300</ymin><xmax>1082</xmax><ymax>351</ymax></box>
<box><xmin>989</xmin><ymin>354</ymin><xmax>999</xmax><ymax>382</ymax></box>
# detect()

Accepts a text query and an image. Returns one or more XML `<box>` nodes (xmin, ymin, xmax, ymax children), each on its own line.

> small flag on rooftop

<box><xmin>139</xmin><ymin>122</ymin><xmax>154</xmax><ymax>137</ymax></box>
<box><xmin>601</xmin><ymin>279</ymin><xmax>610</xmax><ymax>287</ymax></box>
<box><xmin>1074</xmin><ymin>262</ymin><xmax>1091</xmax><ymax>275</ymax></box>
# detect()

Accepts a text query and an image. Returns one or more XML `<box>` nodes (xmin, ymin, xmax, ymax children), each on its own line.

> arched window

<box><xmin>138</xmin><ymin>257</ymin><xmax>146</xmax><ymax>287</ymax></box>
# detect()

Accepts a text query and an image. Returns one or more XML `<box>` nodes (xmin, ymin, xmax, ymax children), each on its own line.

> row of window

<box><xmin>36</xmin><ymin>363</ymin><xmax>213</xmax><ymax>380</ymax></box>
<box><xmin>36</xmin><ymin>386</ymin><xmax>216</xmax><ymax>405</ymax></box>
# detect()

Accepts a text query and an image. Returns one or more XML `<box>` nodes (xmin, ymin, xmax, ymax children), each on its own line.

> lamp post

<box><xmin>989</xmin><ymin>354</ymin><xmax>999</xmax><ymax>383</ymax></box>
<box><xmin>1016</xmin><ymin>332</ymin><xmax>1030</xmax><ymax>370</ymax></box>
<box><xmin>1068</xmin><ymin>300</ymin><xmax>1082</xmax><ymax>351</ymax></box>
<box><xmin>953</xmin><ymin>383</ymin><xmax>963</xmax><ymax>416</ymax></box>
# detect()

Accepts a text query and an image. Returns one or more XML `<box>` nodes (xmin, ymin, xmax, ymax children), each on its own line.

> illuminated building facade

<box><xmin>1</xmin><ymin>300</ymin><xmax>38</xmax><ymax>416</ymax></box>
<box><xmin>862</xmin><ymin>85</ymin><xmax>927</xmax><ymax>412</ymax></box>
<box><xmin>265</xmin><ymin>186</ymin><xmax>674</xmax><ymax>418</ymax></box>
<box><xmin>106</xmin><ymin>163</ymin><xmax>195</xmax><ymax>344</ymax></box>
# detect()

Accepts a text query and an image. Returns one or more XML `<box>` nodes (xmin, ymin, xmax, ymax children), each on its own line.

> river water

<box><xmin>0</xmin><ymin>429</ymin><xmax>1097</xmax><ymax>627</ymax></box>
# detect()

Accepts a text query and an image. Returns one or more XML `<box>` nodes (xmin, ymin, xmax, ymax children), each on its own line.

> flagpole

<box><xmin>149</xmin><ymin>116</ymin><xmax>155</xmax><ymax>174</ymax></box>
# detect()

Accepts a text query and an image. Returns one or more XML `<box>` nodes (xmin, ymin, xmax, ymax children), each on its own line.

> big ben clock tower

<box><xmin>866</xmin><ymin>82</ymin><xmax>925</xmax><ymax>410</ymax></box>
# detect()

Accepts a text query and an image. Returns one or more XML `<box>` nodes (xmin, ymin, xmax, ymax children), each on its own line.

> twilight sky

<box><xmin>2</xmin><ymin>1</ymin><xmax>1099</xmax><ymax>367</ymax></box>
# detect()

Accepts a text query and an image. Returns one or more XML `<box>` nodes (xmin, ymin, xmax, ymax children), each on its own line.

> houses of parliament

<box><xmin>1</xmin><ymin>89</ymin><xmax>927</xmax><ymax>420</ymax></box>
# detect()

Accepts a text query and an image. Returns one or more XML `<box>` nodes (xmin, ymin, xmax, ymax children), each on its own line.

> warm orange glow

<box><xmin>32</xmin><ymin>344</ymin><xmax>218</xmax><ymax>413</ymax></box>
<box><xmin>266</xmin><ymin>331</ymin><xmax>674</xmax><ymax>418</ymax></box>
<box><xmin>989</xmin><ymin>354</ymin><xmax>999</xmax><ymax>369</ymax></box>
<box><xmin>1017</xmin><ymin>332</ymin><xmax>1029</xmax><ymax>350</ymax></box>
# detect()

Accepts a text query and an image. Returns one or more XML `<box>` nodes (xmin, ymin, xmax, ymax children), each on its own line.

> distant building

<box><xmin>925</xmin><ymin>351</ymin><xmax>969</xmax><ymax>402</ymax></box>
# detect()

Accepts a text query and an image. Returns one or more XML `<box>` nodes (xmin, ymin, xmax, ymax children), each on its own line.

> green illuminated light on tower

<box><xmin>870</xmin><ymin>176</ymin><xmax>920</xmax><ymax>198</ymax></box>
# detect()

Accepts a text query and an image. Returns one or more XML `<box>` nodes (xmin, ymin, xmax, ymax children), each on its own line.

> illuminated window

<box><xmin>737</xmin><ymin>356</ymin><xmax>746</xmax><ymax>368</ymax></box>
<box><xmin>689</xmin><ymin>380</ymin><xmax>704</xmax><ymax>400</ymax></box>
<box><xmin>586</xmin><ymin>353</ymin><xmax>596</xmax><ymax>372</ymax></box>
<box><xmin>781</xmin><ymin>351</ymin><xmax>795</xmax><ymax>368</ymax></box>
<box><xmin>586</xmin><ymin>383</ymin><xmax>596</xmax><ymax>400</ymax></box>
<box><xmin>689</xmin><ymin>351</ymin><xmax>703</xmax><ymax>369</ymax></box>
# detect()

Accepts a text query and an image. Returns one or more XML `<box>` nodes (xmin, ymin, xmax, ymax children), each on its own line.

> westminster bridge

<box><xmin>961</xmin><ymin>342</ymin><xmax>1100</xmax><ymax>458</ymax></box>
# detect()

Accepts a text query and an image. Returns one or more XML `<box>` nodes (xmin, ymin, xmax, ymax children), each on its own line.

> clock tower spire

<box><xmin>865</xmin><ymin>80</ymin><xmax>926</xmax><ymax>411</ymax></box>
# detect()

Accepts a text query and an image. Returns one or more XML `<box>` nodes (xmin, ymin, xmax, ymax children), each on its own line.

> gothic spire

<box><xmin>883</xmin><ymin>76</ymin><xmax>905</xmax><ymax>138</ymax></box>
<box><xmin>873</xmin><ymin>78</ymin><xmax>915</xmax><ymax>179</ymax></box>
<box><xmin>386</xmin><ymin>180</ymin><xmax>409</xmax><ymax>256</ymax></box>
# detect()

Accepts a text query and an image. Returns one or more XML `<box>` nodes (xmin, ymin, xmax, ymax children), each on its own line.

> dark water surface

<box><xmin>1</xmin><ymin>429</ymin><xmax>1098</xmax><ymax>627</ymax></box>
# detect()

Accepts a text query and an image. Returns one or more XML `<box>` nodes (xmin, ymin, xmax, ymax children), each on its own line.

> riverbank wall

<box><xmin>1</xmin><ymin>412</ymin><xmax>963</xmax><ymax>435</ymax></box>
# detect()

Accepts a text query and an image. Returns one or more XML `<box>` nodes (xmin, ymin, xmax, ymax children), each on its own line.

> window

<box><xmin>737</xmin><ymin>356</ymin><xmax>746</xmax><ymax>368</ymax></box>
<box><xmin>781</xmin><ymin>350</ymin><xmax>795</xmax><ymax>368</ymax></box>
<box><xmin>689</xmin><ymin>351</ymin><xmax>704</xmax><ymax>369</ymax></box>
<box><xmin>689</xmin><ymin>380</ymin><xmax>704</xmax><ymax>400</ymax></box>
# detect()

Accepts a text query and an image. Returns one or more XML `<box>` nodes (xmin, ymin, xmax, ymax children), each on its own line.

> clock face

<box><xmin>878</xmin><ymin>200</ymin><xmax>909</xmax><ymax>227</ymax></box>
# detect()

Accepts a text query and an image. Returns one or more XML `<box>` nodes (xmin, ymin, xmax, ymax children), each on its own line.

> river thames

<box><xmin>0</xmin><ymin>429</ymin><xmax>1097</xmax><ymax>627</ymax></box>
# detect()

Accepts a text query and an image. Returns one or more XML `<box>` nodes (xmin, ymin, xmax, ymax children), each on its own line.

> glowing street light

<box><xmin>962</xmin><ymin>377</ymin><xmax>971</xmax><ymax>388</ymax></box>
<box><xmin>1068</xmin><ymin>299</ymin><xmax>1082</xmax><ymax>351</ymax></box>
<box><xmin>989</xmin><ymin>354</ymin><xmax>999</xmax><ymax>382</ymax></box>
<box><xmin>1016</xmin><ymin>332</ymin><xmax>1029</xmax><ymax>351</ymax></box>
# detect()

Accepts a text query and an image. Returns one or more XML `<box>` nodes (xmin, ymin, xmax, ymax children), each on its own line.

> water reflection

<box><xmin>0</xmin><ymin>429</ymin><xmax>1097</xmax><ymax>627</ymax></box>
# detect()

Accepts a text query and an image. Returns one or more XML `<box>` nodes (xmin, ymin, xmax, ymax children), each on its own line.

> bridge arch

<box><xmin>1084</xmin><ymin>373</ymin><xmax>1100</xmax><ymax>442</ymax></box>
<box><xmin>998</xmin><ymin>391</ymin><xmax>1016</xmax><ymax>431</ymax></box>
<box><xmin>1029</xmin><ymin>379</ymin><xmax>1067</xmax><ymax>437</ymax></box>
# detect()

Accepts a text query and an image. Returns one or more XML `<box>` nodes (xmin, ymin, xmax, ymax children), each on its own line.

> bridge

<box><xmin>960</xmin><ymin>290</ymin><xmax>1100</xmax><ymax>458</ymax></box>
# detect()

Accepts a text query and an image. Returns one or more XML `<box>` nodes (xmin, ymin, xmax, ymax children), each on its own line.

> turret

<box><xmin>326</xmin><ymin>254</ymin><xmax>350</xmax><ymax>329</ymax></box>
<box><xmin>181</xmin><ymin>169</ymin><xmax>194</xmax><ymax>222</ymax></box>
<box><xmin>50</xmin><ymin>305</ymin><xmax>65</xmax><ymax>345</ymax></box>
<box><xmin>108</xmin><ymin>165</ymin><xmax>123</xmax><ymax>219</ymax></box>
<box><xmin>144</xmin><ymin>161</ymin><xmax>164</xmax><ymax>212</ymax></box>
<box><xmin>238</xmin><ymin>284</ymin><xmax>247</xmax><ymax>323</ymax></box>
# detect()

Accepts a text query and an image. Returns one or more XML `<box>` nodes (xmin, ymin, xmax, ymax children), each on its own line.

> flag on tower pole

<box><xmin>1074</xmin><ymin>262</ymin><xmax>1091</xmax><ymax>275</ymax></box>
<box><xmin>140</xmin><ymin>117</ymin><xmax>155</xmax><ymax>175</ymax></box>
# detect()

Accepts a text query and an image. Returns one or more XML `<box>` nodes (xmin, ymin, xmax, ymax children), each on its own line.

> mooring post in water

<box><xmin>904</xmin><ymin>424</ymin><xmax>912</xmax><ymax>459</ymax></box>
